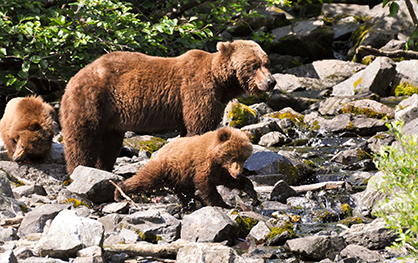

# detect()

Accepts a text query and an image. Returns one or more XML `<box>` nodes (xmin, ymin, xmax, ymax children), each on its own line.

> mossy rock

<box><xmin>394</xmin><ymin>81</ymin><xmax>418</xmax><ymax>96</ymax></box>
<box><xmin>264</xmin><ymin>108</ymin><xmax>304</xmax><ymax>124</ymax></box>
<box><xmin>315</xmin><ymin>209</ymin><xmax>339</xmax><ymax>223</ymax></box>
<box><xmin>237</xmin><ymin>93</ymin><xmax>270</xmax><ymax>105</ymax></box>
<box><xmin>235</xmin><ymin>214</ymin><xmax>259</xmax><ymax>238</ymax></box>
<box><xmin>123</xmin><ymin>135</ymin><xmax>166</xmax><ymax>155</ymax></box>
<box><xmin>338</xmin><ymin>216</ymin><xmax>363</xmax><ymax>227</ymax></box>
<box><xmin>223</xmin><ymin>100</ymin><xmax>257</xmax><ymax>128</ymax></box>
<box><xmin>341</xmin><ymin>203</ymin><xmax>353</xmax><ymax>217</ymax></box>
<box><xmin>265</xmin><ymin>221</ymin><xmax>295</xmax><ymax>242</ymax></box>
<box><xmin>63</xmin><ymin>198</ymin><xmax>91</xmax><ymax>208</ymax></box>
<box><xmin>341</xmin><ymin>100</ymin><xmax>395</xmax><ymax>119</ymax></box>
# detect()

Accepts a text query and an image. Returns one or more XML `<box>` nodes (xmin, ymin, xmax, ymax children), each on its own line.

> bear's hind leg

<box><xmin>96</xmin><ymin>130</ymin><xmax>124</xmax><ymax>172</ymax></box>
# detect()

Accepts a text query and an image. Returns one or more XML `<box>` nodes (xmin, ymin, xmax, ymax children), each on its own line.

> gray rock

<box><xmin>395</xmin><ymin>93</ymin><xmax>418</xmax><ymax>123</ymax></box>
<box><xmin>248</xmin><ymin>174</ymin><xmax>288</xmax><ymax>186</ymax></box>
<box><xmin>341</xmin><ymin>218</ymin><xmax>398</xmax><ymax>250</ymax></box>
<box><xmin>248</xmin><ymin>221</ymin><xmax>271</xmax><ymax>243</ymax></box>
<box><xmin>67</xmin><ymin>166</ymin><xmax>120</xmax><ymax>203</ymax></box>
<box><xmin>13</xmin><ymin>246</ymin><xmax>35</xmax><ymax>260</ymax></box>
<box><xmin>0</xmin><ymin>250</ymin><xmax>17</xmax><ymax>263</ymax></box>
<box><xmin>267</xmin><ymin>93</ymin><xmax>319</xmax><ymax>113</ymax></box>
<box><xmin>0</xmin><ymin>226</ymin><xmax>18</xmax><ymax>242</ymax></box>
<box><xmin>181</xmin><ymin>206</ymin><xmax>238</xmax><ymax>245</ymax></box>
<box><xmin>352</xmin><ymin>172</ymin><xmax>386</xmax><ymax>218</ymax></box>
<box><xmin>176</xmin><ymin>242</ymin><xmax>262</xmax><ymax>263</ymax></box>
<box><xmin>0</xmin><ymin>171</ymin><xmax>13</xmax><ymax>197</ymax></box>
<box><xmin>341</xmin><ymin>99</ymin><xmax>395</xmax><ymax>119</ymax></box>
<box><xmin>403</xmin><ymin>117</ymin><xmax>418</xmax><ymax>136</ymax></box>
<box><xmin>18</xmin><ymin>204</ymin><xmax>69</xmax><ymax>238</ymax></box>
<box><xmin>249</xmin><ymin>103</ymin><xmax>274</xmax><ymax>117</ymax></box>
<box><xmin>259</xmin><ymin>131</ymin><xmax>291</xmax><ymax>147</ymax></box>
<box><xmin>76</xmin><ymin>246</ymin><xmax>103</xmax><ymax>261</ymax></box>
<box><xmin>0</xmin><ymin>187</ymin><xmax>25</xmax><ymax>219</ymax></box>
<box><xmin>20</xmin><ymin>257</ymin><xmax>67</xmax><ymax>263</ymax></box>
<box><xmin>244</xmin><ymin>151</ymin><xmax>293</xmax><ymax>175</ymax></box>
<box><xmin>331</xmin><ymin>147</ymin><xmax>370</xmax><ymax>166</ymax></box>
<box><xmin>394</xmin><ymin>60</ymin><xmax>418</xmax><ymax>88</ymax></box>
<box><xmin>322</xmin><ymin>3</ymin><xmax>372</xmax><ymax>17</ymax></box>
<box><xmin>332</xmin><ymin>57</ymin><xmax>396</xmax><ymax>97</ymax></box>
<box><xmin>241</xmin><ymin>120</ymin><xmax>280</xmax><ymax>143</ymax></box>
<box><xmin>270</xmin><ymin>19</ymin><xmax>334</xmax><ymax>61</ymax></box>
<box><xmin>319</xmin><ymin>97</ymin><xmax>354</xmax><ymax>116</ymax></box>
<box><xmin>36</xmin><ymin>209</ymin><xmax>104</xmax><ymax>260</ymax></box>
<box><xmin>101</xmin><ymin>202</ymin><xmax>129</xmax><ymax>214</ymax></box>
<box><xmin>272</xmin><ymin>73</ymin><xmax>327</xmax><ymax>92</ymax></box>
<box><xmin>13</xmin><ymin>184</ymin><xmax>47</xmax><ymax>198</ymax></box>
<box><xmin>118</xmin><ymin>228</ymin><xmax>141</xmax><ymax>243</ymax></box>
<box><xmin>285</xmin><ymin>235</ymin><xmax>346</xmax><ymax>261</ymax></box>
<box><xmin>366</xmin><ymin>131</ymin><xmax>396</xmax><ymax>153</ymax></box>
<box><xmin>270</xmin><ymin>180</ymin><xmax>298</xmax><ymax>203</ymax></box>
<box><xmin>98</xmin><ymin>213</ymin><xmax>124</xmax><ymax>233</ymax></box>
<box><xmin>340</xmin><ymin>244</ymin><xmax>385</xmax><ymax>262</ymax></box>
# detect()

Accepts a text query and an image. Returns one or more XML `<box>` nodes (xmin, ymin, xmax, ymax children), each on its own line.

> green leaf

<box><xmin>389</xmin><ymin>2</ymin><xmax>400</xmax><ymax>17</ymax></box>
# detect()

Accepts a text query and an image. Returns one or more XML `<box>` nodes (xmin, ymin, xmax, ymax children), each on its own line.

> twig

<box><xmin>1</xmin><ymin>216</ymin><xmax>24</xmax><ymax>228</ymax></box>
<box><xmin>110</xmin><ymin>180</ymin><xmax>142</xmax><ymax>210</ymax></box>
<box><xmin>355</xmin><ymin>45</ymin><xmax>418</xmax><ymax>61</ymax></box>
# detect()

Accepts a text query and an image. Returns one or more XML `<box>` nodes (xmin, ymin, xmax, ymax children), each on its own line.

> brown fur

<box><xmin>114</xmin><ymin>127</ymin><xmax>258</xmax><ymax>209</ymax></box>
<box><xmin>0</xmin><ymin>96</ymin><xmax>55</xmax><ymax>163</ymax></box>
<box><xmin>60</xmin><ymin>40</ymin><xmax>276</xmax><ymax>174</ymax></box>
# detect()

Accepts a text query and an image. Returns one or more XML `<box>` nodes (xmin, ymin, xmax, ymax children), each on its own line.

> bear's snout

<box><xmin>266</xmin><ymin>75</ymin><xmax>276</xmax><ymax>91</ymax></box>
<box><xmin>256</xmin><ymin>68</ymin><xmax>276</xmax><ymax>91</ymax></box>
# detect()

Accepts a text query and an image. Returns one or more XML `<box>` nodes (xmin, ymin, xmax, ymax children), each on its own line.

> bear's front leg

<box><xmin>194</xmin><ymin>173</ymin><xmax>231</xmax><ymax>208</ymax></box>
<box><xmin>222</xmin><ymin>175</ymin><xmax>260</xmax><ymax>206</ymax></box>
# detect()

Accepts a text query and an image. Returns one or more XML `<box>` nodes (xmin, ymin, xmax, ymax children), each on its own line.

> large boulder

<box><xmin>285</xmin><ymin>235</ymin><xmax>346</xmax><ymax>261</ymax></box>
<box><xmin>395</xmin><ymin>93</ymin><xmax>418</xmax><ymax>123</ymax></box>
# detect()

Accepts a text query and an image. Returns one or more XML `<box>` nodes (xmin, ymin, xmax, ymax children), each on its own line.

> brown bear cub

<box><xmin>60</xmin><ymin>40</ymin><xmax>276</xmax><ymax>175</ymax></box>
<box><xmin>0</xmin><ymin>96</ymin><xmax>55</xmax><ymax>163</ymax></box>
<box><xmin>114</xmin><ymin>127</ymin><xmax>259</xmax><ymax>209</ymax></box>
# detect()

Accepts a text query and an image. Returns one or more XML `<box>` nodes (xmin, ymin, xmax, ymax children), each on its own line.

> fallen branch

<box><xmin>104</xmin><ymin>242</ymin><xmax>180</xmax><ymax>259</ymax></box>
<box><xmin>110</xmin><ymin>180</ymin><xmax>143</xmax><ymax>210</ymax></box>
<box><xmin>355</xmin><ymin>45</ymin><xmax>418</xmax><ymax>61</ymax></box>
<box><xmin>292</xmin><ymin>181</ymin><xmax>349</xmax><ymax>194</ymax></box>
<box><xmin>1</xmin><ymin>216</ymin><xmax>24</xmax><ymax>228</ymax></box>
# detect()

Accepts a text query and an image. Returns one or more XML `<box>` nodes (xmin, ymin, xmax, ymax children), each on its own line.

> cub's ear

<box><xmin>243</xmin><ymin>130</ymin><xmax>252</xmax><ymax>140</ymax></box>
<box><xmin>218</xmin><ymin>127</ymin><xmax>231</xmax><ymax>142</ymax></box>
<box><xmin>216</xmin><ymin>41</ymin><xmax>234</xmax><ymax>57</ymax></box>
<box><xmin>28</xmin><ymin>121</ymin><xmax>41</xmax><ymax>131</ymax></box>
<box><xmin>47</xmin><ymin>106</ymin><xmax>56</xmax><ymax>119</ymax></box>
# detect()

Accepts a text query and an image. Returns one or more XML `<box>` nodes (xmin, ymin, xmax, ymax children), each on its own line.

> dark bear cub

<box><xmin>115</xmin><ymin>127</ymin><xmax>259</xmax><ymax>209</ymax></box>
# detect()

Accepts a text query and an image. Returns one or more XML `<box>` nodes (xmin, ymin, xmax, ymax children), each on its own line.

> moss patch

<box><xmin>237</xmin><ymin>93</ymin><xmax>270</xmax><ymax>105</ymax></box>
<box><xmin>266</xmin><ymin>221</ymin><xmax>295</xmax><ymax>241</ymax></box>
<box><xmin>235</xmin><ymin>214</ymin><xmax>259</xmax><ymax>238</ymax></box>
<box><xmin>338</xmin><ymin>216</ymin><xmax>363</xmax><ymax>227</ymax></box>
<box><xmin>123</xmin><ymin>136</ymin><xmax>166</xmax><ymax>154</ymax></box>
<box><xmin>353</xmin><ymin>77</ymin><xmax>362</xmax><ymax>94</ymax></box>
<box><xmin>64</xmin><ymin>198</ymin><xmax>90</xmax><ymax>208</ymax></box>
<box><xmin>341</xmin><ymin>203</ymin><xmax>353</xmax><ymax>217</ymax></box>
<box><xmin>226</xmin><ymin>102</ymin><xmax>256</xmax><ymax>128</ymax></box>
<box><xmin>265</xmin><ymin>111</ymin><xmax>304</xmax><ymax>124</ymax></box>
<box><xmin>341</xmin><ymin>104</ymin><xmax>393</xmax><ymax>119</ymax></box>
<box><xmin>394</xmin><ymin>81</ymin><xmax>418</xmax><ymax>96</ymax></box>
<box><xmin>1</xmin><ymin>169</ymin><xmax>25</xmax><ymax>187</ymax></box>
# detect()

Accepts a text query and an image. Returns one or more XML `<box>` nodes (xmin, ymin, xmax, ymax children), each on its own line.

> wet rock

<box><xmin>36</xmin><ymin>209</ymin><xmax>105</xmax><ymax>260</ymax></box>
<box><xmin>319</xmin><ymin>97</ymin><xmax>354</xmax><ymax>116</ymax></box>
<box><xmin>13</xmin><ymin>184</ymin><xmax>47</xmax><ymax>198</ymax></box>
<box><xmin>0</xmin><ymin>250</ymin><xmax>17</xmax><ymax>263</ymax></box>
<box><xmin>270</xmin><ymin>180</ymin><xmax>298</xmax><ymax>203</ymax></box>
<box><xmin>270</xmin><ymin>19</ymin><xmax>334</xmax><ymax>61</ymax></box>
<box><xmin>331</xmin><ymin>146</ymin><xmax>370</xmax><ymax>166</ymax></box>
<box><xmin>346</xmin><ymin>171</ymin><xmax>374</xmax><ymax>187</ymax></box>
<box><xmin>181</xmin><ymin>206</ymin><xmax>238</xmax><ymax>245</ymax></box>
<box><xmin>341</xmin><ymin>218</ymin><xmax>398</xmax><ymax>250</ymax></box>
<box><xmin>395</xmin><ymin>93</ymin><xmax>418</xmax><ymax>123</ymax></box>
<box><xmin>67</xmin><ymin>166</ymin><xmax>120</xmax><ymax>203</ymax></box>
<box><xmin>285</xmin><ymin>235</ymin><xmax>346</xmax><ymax>261</ymax></box>
<box><xmin>18</xmin><ymin>204</ymin><xmax>69</xmax><ymax>238</ymax></box>
<box><xmin>272</xmin><ymin>73</ymin><xmax>326</xmax><ymax>92</ymax></box>
<box><xmin>340</xmin><ymin>99</ymin><xmax>395</xmax><ymax>119</ymax></box>
<box><xmin>305</xmin><ymin>112</ymin><xmax>387</xmax><ymax>136</ymax></box>
<box><xmin>241</xmin><ymin>120</ymin><xmax>280</xmax><ymax>143</ymax></box>
<box><xmin>258</xmin><ymin>131</ymin><xmax>291</xmax><ymax>147</ymax></box>
<box><xmin>267</xmin><ymin>93</ymin><xmax>319</xmax><ymax>113</ymax></box>
<box><xmin>222</xmin><ymin>100</ymin><xmax>258</xmax><ymax>128</ymax></box>
<box><xmin>332</xmin><ymin>57</ymin><xmax>396</xmax><ymax>97</ymax></box>
<box><xmin>176</xmin><ymin>242</ymin><xmax>262</xmax><ymax>263</ymax></box>
<box><xmin>339</xmin><ymin>244</ymin><xmax>385</xmax><ymax>262</ymax></box>
<box><xmin>248</xmin><ymin>221</ymin><xmax>271</xmax><ymax>244</ymax></box>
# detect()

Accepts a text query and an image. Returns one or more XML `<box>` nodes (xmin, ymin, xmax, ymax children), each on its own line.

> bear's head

<box><xmin>216</xmin><ymin>40</ymin><xmax>276</xmax><ymax>95</ymax></box>
<box><xmin>215</xmin><ymin>127</ymin><xmax>253</xmax><ymax>179</ymax></box>
<box><xmin>12</xmin><ymin>120</ymin><xmax>54</xmax><ymax>163</ymax></box>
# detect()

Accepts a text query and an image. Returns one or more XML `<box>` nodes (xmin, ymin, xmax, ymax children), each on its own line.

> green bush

<box><xmin>374</xmin><ymin>121</ymin><xmax>418</xmax><ymax>258</ymax></box>
<box><xmin>0</xmin><ymin>0</ymin><xmax>258</xmax><ymax>98</ymax></box>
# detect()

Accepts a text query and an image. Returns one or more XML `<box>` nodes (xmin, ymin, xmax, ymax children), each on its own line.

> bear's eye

<box><xmin>12</xmin><ymin>138</ymin><xmax>17</xmax><ymax>144</ymax></box>
<box><xmin>231</xmin><ymin>157</ymin><xmax>237</xmax><ymax>163</ymax></box>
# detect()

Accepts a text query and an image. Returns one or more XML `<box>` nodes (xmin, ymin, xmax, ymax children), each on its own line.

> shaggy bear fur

<box><xmin>114</xmin><ymin>127</ymin><xmax>258</xmax><ymax>209</ymax></box>
<box><xmin>0</xmin><ymin>96</ymin><xmax>55</xmax><ymax>163</ymax></box>
<box><xmin>60</xmin><ymin>40</ymin><xmax>276</xmax><ymax>175</ymax></box>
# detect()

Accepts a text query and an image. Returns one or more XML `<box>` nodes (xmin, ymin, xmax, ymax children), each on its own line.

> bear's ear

<box><xmin>28</xmin><ymin>121</ymin><xmax>41</xmax><ymax>131</ymax></box>
<box><xmin>216</xmin><ymin>41</ymin><xmax>234</xmax><ymax>57</ymax></box>
<box><xmin>243</xmin><ymin>130</ymin><xmax>252</xmax><ymax>140</ymax></box>
<box><xmin>218</xmin><ymin>128</ymin><xmax>231</xmax><ymax>142</ymax></box>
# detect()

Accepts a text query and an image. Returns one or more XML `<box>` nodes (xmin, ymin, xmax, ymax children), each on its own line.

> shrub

<box><xmin>373</xmin><ymin>121</ymin><xmax>418</xmax><ymax>258</ymax></box>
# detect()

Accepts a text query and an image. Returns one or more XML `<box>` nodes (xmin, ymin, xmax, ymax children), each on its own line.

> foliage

<box><xmin>373</xmin><ymin>121</ymin><xmax>418</xmax><ymax>258</ymax></box>
<box><xmin>394</xmin><ymin>81</ymin><xmax>418</xmax><ymax>96</ymax></box>
<box><xmin>0</xmin><ymin>0</ymin><xmax>257</xmax><ymax>98</ymax></box>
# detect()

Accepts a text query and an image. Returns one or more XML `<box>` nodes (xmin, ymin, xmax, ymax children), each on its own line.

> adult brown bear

<box><xmin>115</xmin><ymin>127</ymin><xmax>259</xmax><ymax>209</ymax></box>
<box><xmin>60</xmin><ymin>40</ymin><xmax>276</xmax><ymax>174</ymax></box>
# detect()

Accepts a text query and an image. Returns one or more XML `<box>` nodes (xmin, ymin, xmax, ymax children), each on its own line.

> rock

<box><xmin>75</xmin><ymin>246</ymin><xmax>104</xmax><ymax>262</ymax></box>
<box><xmin>352</xmin><ymin>171</ymin><xmax>386</xmax><ymax>217</ymax></box>
<box><xmin>366</xmin><ymin>131</ymin><xmax>396</xmax><ymax>153</ymax></box>
<box><xmin>249</xmin><ymin>102</ymin><xmax>274</xmax><ymax>117</ymax></box>
<box><xmin>319</xmin><ymin>97</ymin><xmax>354</xmax><ymax>116</ymax></box>
<box><xmin>123</xmin><ymin>135</ymin><xmax>166</xmax><ymax>156</ymax></box>
<box><xmin>0</xmin><ymin>172</ymin><xmax>25</xmax><ymax>219</ymax></box>
<box><xmin>341</xmin><ymin>218</ymin><xmax>398</xmax><ymax>250</ymax></box>
<box><xmin>403</xmin><ymin>117</ymin><xmax>418</xmax><ymax>136</ymax></box>
<box><xmin>258</xmin><ymin>131</ymin><xmax>291</xmax><ymax>147</ymax></box>
<box><xmin>267</xmin><ymin>93</ymin><xmax>319</xmax><ymax>113</ymax></box>
<box><xmin>248</xmin><ymin>174</ymin><xmax>288</xmax><ymax>186</ymax></box>
<box><xmin>285</xmin><ymin>235</ymin><xmax>346</xmax><ymax>261</ymax></box>
<box><xmin>18</xmin><ymin>204</ymin><xmax>69</xmax><ymax>238</ymax></box>
<box><xmin>340</xmin><ymin>99</ymin><xmax>395</xmax><ymax>119</ymax></box>
<box><xmin>339</xmin><ymin>244</ymin><xmax>385</xmax><ymax>262</ymax></box>
<box><xmin>241</xmin><ymin>120</ymin><xmax>280</xmax><ymax>143</ymax></box>
<box><xmin>395</xmin><ymin>93</ymin><xmax>418</xmax><ymax>123</ymax></box>
<box><xmin>20</xmin><ymin>257</ymin><xmax>68</xmax><ymax>263</ymax></box>
<box><xmin>36</xmin><ymin>209</ymin><xmax>104</xmax><ymax>260</ymax></box>
<box><xmin>67</xmin><ymin>166</ymin><xmax>120</xmax><ymax>203</ymax></box>
<box><xmin>394</xmin><ymin>60</ymin><xmax>418</xmax><ymax>87</ymax></box>
<box><xmin>98</xmin><ymin>213</ymin><xmax>124</xmax><ymax>233</ymax></box>
<box><xmin>0</xmin><ymin>161</ymin><xmax>67</xmax><ymax>195</ymax></box>
<box><xmin>222</xmin><ymin>100</ymin><xmax>258</xmax><ymax>128</ymax></box>
<box><xmin>270</xmin><ymin>19</ymin><xmax>334</xmax><ymax>61</ymax></box>
<box><xmin>0</xmin><ymin>250</ymin><xmax>18</xmax><ymax>263</ymax></box>
<box><xmin>13</xmin><ymin>184</ymin><xmax>47</xmax><ymax>198</ymax></box>
<box><xmin>181</xmin><ymin>206</ymin><xmax>238</xmax><ymax>245</ymax></box>
<box><xmin>331</xmin><ymin>147</ymin><xmax>370</xmax><ymax>166</ymax></box>
<box><xmin>272</xmin><ymin>73</ymin><xmax>327</xmax><ymax>92</ymax></box>
<box><xmin>248</xmin><ymin>221</ymin><xmax>271</xmax><ymax>243</ymax></box>
<box><xmin>270</xmin><ymin>180</ymin><xmax>298</xmax><ymax>203</ymax></box>
<box><xmin>176</xmin><ymin>242</ymin><xmax>262</xmax><ymax>263</ymax></box>
<box><xmin>101</xmin><ymin>202</ymin><xmax>130</xmax><ymax>214</ymax></box>
<box><xmin>0</xmin><ymin>171</ymin><xmax>13</xmax><ymax>197</ymax></box>
<box><xmin>0</xmin><ymin>226</ymin><xmax>18</xmax><ymax>242</ymax></box>
<box><xmin>14</xmin><ymin>246</ymin><xmax>35</xmax><ymax>260</ymax></box>
<box><xmin>332</xmin><ymin>57</ymin><xmax>397</xmax><ymax>97</ymax></box>
<box><xmin>322</xmin><ymin>3</ymin><xmax>372</xmax><ymax>17</ymax></box>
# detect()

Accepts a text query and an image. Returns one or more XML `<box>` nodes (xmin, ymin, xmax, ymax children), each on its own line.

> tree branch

<box><xmin>355</xmin><ymin>45</ymin><xmax>418</xmax><ymax>61</ymax></box>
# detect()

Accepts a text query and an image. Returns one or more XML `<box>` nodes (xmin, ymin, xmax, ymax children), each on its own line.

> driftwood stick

<box><xmin>110</xmin><ymin>180</ymin><xmax>142</xmax><ymax>210</ymax></box>
<box><xmin>104</xmin><ymin>243</ymin><xmax>180</xmax><ymax>259</ymax></box>
<box><xmin>292</xmin><ymin>181</ymin><xmax>348</xmax><ymax>194</ymax></box>
<box><xmin>356</xmin><ymin>45</ymin><xmax>418</xmax><ymax>61</ymax></box>
<box><xmin>1</xmin><ymin>216</ymin><xmax>24</xmax><ymax>227</ymax></box>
